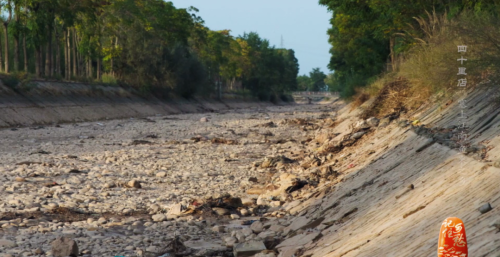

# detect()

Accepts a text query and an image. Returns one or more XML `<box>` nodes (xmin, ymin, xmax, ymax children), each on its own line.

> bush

<box><xmin>101</xmin><ymin>73</ymin><xmax>118</xmax><ymax>85</ymax></box>
<box><xmin>279</xmin><ymin>94</ymin><xmax>293</xmax><ymax>102</ymax></box>
<box><xmin>358</xmin><ymin>10</ymin><xmax>500</xmax><ymax>117</ymax></box>
<box><xmin>3</xmin><ymin>75</ymin><xmax>20</xmax><ymax>89</ymax></box>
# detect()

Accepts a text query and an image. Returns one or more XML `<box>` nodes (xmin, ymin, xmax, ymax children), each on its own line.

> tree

<box><xmin>297</xmin><ymin>75</ymin><xmax>311</xmax><ymax>91</ymax></box>
<box><xmin>1</xmin><ymin>0</ymin><xmax>13</xmax><ymax>73</ymax></box>
<box><xmin>319</xmin><ymin>0</ymin><xmax>499</xmax><ymax>97</ymax></box>
<box><xmin>309</xmin><ymin>68</ymin><xmax>327</xmax><ymax>91</ymax></box>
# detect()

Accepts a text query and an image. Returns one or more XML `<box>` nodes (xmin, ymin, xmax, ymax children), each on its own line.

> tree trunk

<box><xmin>23</xmin><ymin>33</ymin><xmax>27</xmax><ymax>72</ymax></box>
<box><xmin>65</xmin><ymin>29</ymin><xmax>70</xmax><ymax>80</ymax></box>
<box><xmin>63</xmin><ymin>30</ymin><xmax>66</xmax><ymax>79</ymax></box>
<box><xmin>14</xmin><ymin>36</ymin><xmax>18</xmax><ymax>72</ymax></box>
<box><xmin>3</xmin><ymin>23</ymin><xmax>9</xmax><ymax>73</ymax></box>
<box><xmin>76</xmin><ymin>34</ymin><xmax>81</xmax><ymax>76</ymax></box>
<box><xmin>23</xmin><ymin>3</ymin><xmax>27</xmax><ymax>73</ymax></box>
<box><xmin>97</xmin><ymin>57</ymin><xmax>101</xmax><ymax>81</ymax></box>
<box><xmin>0</xmin><ymin>32</ymin><xmax>4</xmax><ymax>72</ymax></box>
<box><xmin>389</xmin><ymin>36</ymin><xmax>395</xmax><ymax>71</ymax></box>
<box><xmin>72</xmin><ymin>28</ymin><xmax>76</xmax><ymax>77</ymax></box>
<box><xmin>55</xmin><ymin>26</ymin><xmax>60</xmax><ymax>76</ymax></box>
<box><xmin>40</xmin><ymin>45</ymin><xmax>44</xmax><ymax>76</ymax></box>
<box><xmin>88</xmin><ymin>57</ymin><xmax>92</xmax><ymax>78</ymax></box>
<box><xmin>45</xmin><ymin>27</ymin><xmax>52</xmax><ymax>77</ymax></box>
<box><xmin>35</xmin><ymin>46</ymin><xmax>40</xmax><ymax>77</ymax></box>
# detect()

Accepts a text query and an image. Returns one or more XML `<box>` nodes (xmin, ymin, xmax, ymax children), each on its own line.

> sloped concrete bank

<box><xmin>0</xmin><ymin>80</ymin><xmax>280</xmax><ymax>128</ymax></box>
<box><xmin>270</xmin><ymin>86</ymin><xmax>500</xmax><ymax>257</ymax></box>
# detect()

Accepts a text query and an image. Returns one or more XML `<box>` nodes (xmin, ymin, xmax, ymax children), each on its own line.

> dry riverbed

<box><xmin>0</xmin><ymin>102</ymin><xmax>341</xmax><ymax>257</ymax></box>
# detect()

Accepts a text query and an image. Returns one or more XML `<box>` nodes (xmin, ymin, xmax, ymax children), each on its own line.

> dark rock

<box><xmin>479</xmin><ymin>203</ymin><xmax>492</xmax><ymax>214</ymax></box>
<box><xmin>351</xmin><ymin>131</ymin><xmax>366</xmax><ymax>139</ymax></box>
<box><xmin>249</xmin><ymin>177</ymin><xmax>258</xmax><ymax>183</ymax></box>
<box><xmin>51</xmin><ymin>237</ymin><xmax>78</xmax><ymax>257</ymax></box>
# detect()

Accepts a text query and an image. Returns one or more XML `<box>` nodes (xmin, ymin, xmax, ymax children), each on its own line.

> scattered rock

<box><xmin>127</xmin><ymin>180</ymin><xmax>142</xmax><ymax>189</ymax></box>
<box><xmin>212</xmin><ymin>207</ymin><xmax>230</xmax><ymax>216</ymax></box>
<box><xmin>233</xmin><ymin>240</ymin><xmax>267</xmax><ymax>257</ymax></box>
<box><xmin>156</xmin><ymin>171</ymin><xmax>167</xmax><ymax>177</ymax></box>
<box><xmin>212</xmin><ymin>225</ymin><xmax>226</xmax><ymax>233</ymax></box>
<box><xmin>351</xmin><ymin>131</ymin><xmax>366</xmax><ymax>139</ymax></box>
<box><xmin>14</xmin><ymin>177</ymin><xmax>26</xmax><ymax>182</ymax></box>
<box><xmin>366</xmin><ymin>117</ymin><xmax>380</xmax><ymax>127</ymax></box>
<box><xmin>379</xmin><ymin>117</ymin><xmax>391</xmax><ymax>127</ymax></box>
<box><xmin>51</xmin><ymin>237</ymin><xmax>79</xmax><ymax>257</ymax></box>
<box><xmin>479</xmin><ymin>203</ymin><xmax>492</xmax><ymax>214</ymax></box>
<box><xmin>200</xmin><ymin>117</ymin><xmax>209</xmax><ymax>122</ymax></box>
<box><xmin>152</xmin><ymin>214</ymin><xmax>167</xmax><ymax>222</ymax></box>
<box><xmin>250</xmin><ymin>221</ymin><xmax>264</xmax><ymax>233</ymax></box>
<box><xmin>355</xmin><ymin>120</ymin><xmax>370</xmax><ymax>129</ymax></box>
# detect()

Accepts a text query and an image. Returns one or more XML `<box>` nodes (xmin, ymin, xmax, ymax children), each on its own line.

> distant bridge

<box><xmin>291</xmin><ymin>91</ymin><xmax>339</xmax><ymax>103</ymax></box>
<box><xmin>292</xmin><ymin>91</ymin><xmax>338</xmax><ymax>96</ymax></box>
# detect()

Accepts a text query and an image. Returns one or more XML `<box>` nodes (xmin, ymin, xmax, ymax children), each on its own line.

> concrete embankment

<box><xmin>275</xmin><ymin>86</ymin><xmax>500</xmax><ymax>256</ymax></box>
<box><xmin>0</xmin><ymin>80</ymin><xmax>280</xmax><ymax>128</ymax></box>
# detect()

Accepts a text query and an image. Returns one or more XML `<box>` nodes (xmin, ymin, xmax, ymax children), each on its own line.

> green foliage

<box><xmin>101</xmin><ymin>73</ymin><xmax>117</xmax><ymax>85</ymax></box>
<box><xmin>0</xmin><ymin>0</ymin><xmax>300</xmax><ymax>100</ymax></box>
<box><xmin>297</xmin><ymin>68</ymin><xmax>328</xmax><ymax>91</ymax></box>
<box><xmin>319</xmin><ymin>0</ymin><xmax>500</xmax><ymax>98</ymax></box>
<box><xmin>309</xmin><ymin>68</ymin><xmax>327</xmax><ymax>91</ymax></box>
<box><xmin>2</xmin><ymin>75</ymin><xmax>19</xmax><ymax>89</ymax></box>
<box><xmin>297</xmin><ymin>75</ymin><xmax>311</xmax><ymax>91</ymax></box>
<box><xmin>239</xmin><ymin>32</ymin><xmax>299</xmax><ymax>97</ymax></box>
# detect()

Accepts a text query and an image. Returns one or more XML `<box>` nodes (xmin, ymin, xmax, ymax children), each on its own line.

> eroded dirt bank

<box><xmin>1</xmin><ymin>86</ymin><xmax>500</xmax><ymax>257</ymax></box>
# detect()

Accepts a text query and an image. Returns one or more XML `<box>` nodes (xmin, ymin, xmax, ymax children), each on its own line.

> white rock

<box><xmin>156</xmin><ymin>172</ymin><xmax>167</xmax><ymax>178</ymax></box>
<box><xmin>152</xmin><ymin>214</ymin><xmax>166</xmax><ymax>222</ymax></box>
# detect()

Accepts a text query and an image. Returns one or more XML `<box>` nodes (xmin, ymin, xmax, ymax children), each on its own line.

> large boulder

<box><xmin>51</xmin><ymin>237</ymin><xmax>79</xmax><ymax>257</ymax></box>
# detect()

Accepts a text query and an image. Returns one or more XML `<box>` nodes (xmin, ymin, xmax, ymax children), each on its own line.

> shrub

<box><xmin>358</xmin><ymin>11</ymin><xmax>500</xmax><ymax>117</ymax></box>
<box><xmin>3</xmin><ymin>75</ymin><xmax>20</xmax><ymax>89</ymax></box>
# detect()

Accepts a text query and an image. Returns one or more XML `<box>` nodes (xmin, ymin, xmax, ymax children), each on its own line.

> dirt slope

<box><xmin>276</xmin><ymin>86</ymin><xmax>500</xmax><ymax>257</ymax></box>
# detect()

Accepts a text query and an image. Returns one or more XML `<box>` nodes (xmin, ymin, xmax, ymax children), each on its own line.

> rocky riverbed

<box><xmin>0</xmin><ymin>102</ymin><xmax>343</xmax><ymax>257</ymax></box>
<box><xmin>2</xmin><ymin>88</ymin><xmax>500</xmax><ymax>257</ymax></box>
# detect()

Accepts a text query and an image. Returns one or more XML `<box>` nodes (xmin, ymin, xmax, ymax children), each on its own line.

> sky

<box><xmin>169</xmin><ymin>0</ymin><xmax>332</xmax><ymax>76</ymax></box>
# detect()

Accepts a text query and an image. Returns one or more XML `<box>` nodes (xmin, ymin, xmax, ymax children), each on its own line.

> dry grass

<box><xmin>350</xmin><ymin>92</ymin><xmax>370</xmax><ymax>110</ymax></box>
<box><xmin>358</xmin><ymin>10</ymin><xmax>500</xmax><ymax>118</ymax></box>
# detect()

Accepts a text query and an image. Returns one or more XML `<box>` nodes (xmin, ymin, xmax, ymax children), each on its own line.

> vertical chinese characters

<box><xmin>457</xmin><ymin>45</ymin><xmax>468</xmax><ymax>170</ymax></box>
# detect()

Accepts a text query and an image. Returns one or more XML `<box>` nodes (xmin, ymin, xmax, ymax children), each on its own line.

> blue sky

<box><xmin>169</xmin><ymin>0</ymin><xmax>332</xmax><ymax>76</ymax></box>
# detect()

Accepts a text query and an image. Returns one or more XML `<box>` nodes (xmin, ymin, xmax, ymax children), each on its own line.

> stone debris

<box><xmin>127</xmin><ymin>180</ymin><xmax>142</xmax><ymax>189</ymax></box>
<box><xmin>0</xmin><ymin>97</ymin><xmax>497</xmax><ymax>257</ymax></box>
<box><xmin>479</xmin><ymin>203</ymin><xmax>493</xmax><ymax>214</ymax></box>
<box><xmin>51</xmin><ymin>237</ymin><xmax>79</xmax><ymax>257</ymax></box>
<box><xmin>233</xmin><ymin>240</ymin><xmax>267</xmax><ymax>257</ymax></box>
